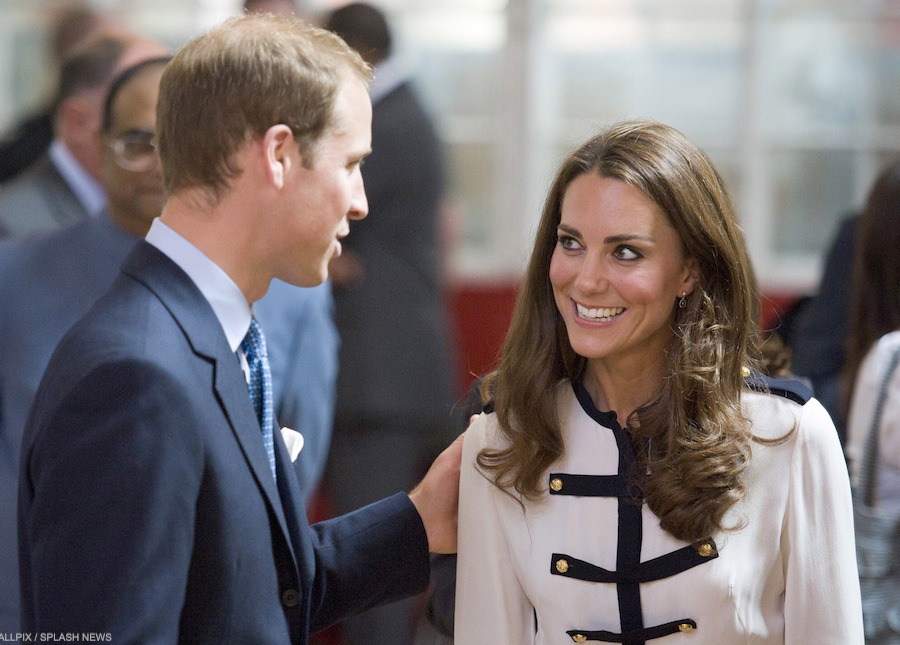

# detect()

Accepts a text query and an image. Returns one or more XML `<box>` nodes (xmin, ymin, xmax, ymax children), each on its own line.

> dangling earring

<box><xmin>678</xmin><ymin>291</ymin><xmax>687</xmax><ymax>309</ymax></box>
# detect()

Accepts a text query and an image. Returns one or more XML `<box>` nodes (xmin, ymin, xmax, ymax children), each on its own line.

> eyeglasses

<box><xmin>105</xmin><ymin>130</ymin><xmax>158</xmax><ymax>172</ymax></box>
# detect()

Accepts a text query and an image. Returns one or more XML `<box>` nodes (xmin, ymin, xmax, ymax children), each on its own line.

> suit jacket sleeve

<box><xmin>20</xmin><ymin>359</ymin><xmax>204</xmax><ymax>639</ymax></box>
<box><xmin>306</xmin><ymin>492</ymin><xmax>430</xmax><ymax>632</ymax></box>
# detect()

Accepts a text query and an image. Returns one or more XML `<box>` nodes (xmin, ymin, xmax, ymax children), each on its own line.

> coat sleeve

<box><xmin>19</xmin><ymin>360</ymin><xmax>203</xmax><ymax>640</ymax></box>
<box><xmin>305</xmin><ymin>492</ymin><xmax>431</xmax><ymax>633</ymax></box>
<box><xmin>454</xmin><ymin>415</ymin><xmax>535</xmax><ymax>644</ymax></box>
<box><xmin>782</xmin><ymin>398</ymin><xmax>864</xmax><ymax>644</ymax></box>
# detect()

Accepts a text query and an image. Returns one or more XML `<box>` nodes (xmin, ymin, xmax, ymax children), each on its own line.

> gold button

<box><xmin>556</xmin><ymin>559</ymin><xmax>569</xmax><ymax>573</ymax></box>
<box><xmin>697</xmin><ymin>542</ymin><xmax>713</xmax><ymax>557</ymax></box>
<box><xmin>550</xmin><ymin>478</ymin><xmax>563</xmax><ymax>492</ymax></box>
<box><xmin>572</xmin><ymin>635</ymin><xmax>587</xmax><ymax>643</ymax></box>
<box><xmin>741</xmin><ymin>366</ymin><xmax>751</xmax><ymax>378</ymax></box>
<box><xmin>679</xmin><ymin>623</ymin><xmax>693</xmax><ymax>632</ymax></box>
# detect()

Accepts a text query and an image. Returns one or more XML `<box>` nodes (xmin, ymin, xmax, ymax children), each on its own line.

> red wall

<box><xmin>446</xmin><ymin>282</ymin><xmax>519</xmax><ymax>395</ymax></box>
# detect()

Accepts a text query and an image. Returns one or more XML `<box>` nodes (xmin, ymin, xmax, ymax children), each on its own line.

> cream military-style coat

<box><xmin>455</xmin><ymin>376</ymin><xmax>863</xmax><ymax>644</ymax></box>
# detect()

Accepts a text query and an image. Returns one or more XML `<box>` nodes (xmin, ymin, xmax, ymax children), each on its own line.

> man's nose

<box><xmin>349</xmin><ymin>175</ymin><xmax>368</xmax><ymax>220</ymax></box>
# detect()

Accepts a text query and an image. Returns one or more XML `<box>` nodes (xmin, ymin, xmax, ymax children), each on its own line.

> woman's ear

<box><xmin>262</xmin><ymin>124</ymin><xmax>294</xmax><ymax>189</ymax></box>
<box><xmin>681</xmin><ymin>257</ymin><xmax>701</xmax><ymax>296</ymax></box>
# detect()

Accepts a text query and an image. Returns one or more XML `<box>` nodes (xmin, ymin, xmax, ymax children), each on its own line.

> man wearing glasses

<box><xmin>0</xmin><ymin>31</ymin><xmax>167</xmax><ymax>239</ymax></box>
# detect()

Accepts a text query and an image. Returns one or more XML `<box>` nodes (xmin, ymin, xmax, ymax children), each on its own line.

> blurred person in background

<box><xmin>845</xmin><ymin>158</ymin><xmax>900</xmax><ymax>504</ymax></box>
<box><xmin>323</xmin><ymin>4</ymin><xmax>458</xmax><ymax>644</ymax></box>
<box><xmin>843</xmin><ymin>158</ymin><xmax>900</xmax><ymax>643</ymax></box>
<box><xmin>0</xmin><ymin>3</ymin><xmax>113</xmax><ymax>182</ymax></box>
<box><xmin>0</xmin><ymin>29</ymin><xmax>168</xmax><ymax>238</ymax></box>
<box><xmin>789</xmin><ymin>212</ymin><xmax>858</xmax><ymax>443</ymax></box>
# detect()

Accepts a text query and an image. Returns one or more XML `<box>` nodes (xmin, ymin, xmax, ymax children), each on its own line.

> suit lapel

<box><xmin>120</xmin><ymin>241</ymin><xmax>298</xmax><ymax>568</ymax></box>
<box><xmin>43</xmin><ymin>159</ymin><xmax>89</xmax><ymax>226</ymax></box>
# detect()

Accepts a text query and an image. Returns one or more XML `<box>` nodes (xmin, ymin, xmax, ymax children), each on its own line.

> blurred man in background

<box><xmin>324</xmin><ymin>4</ymin><xmax>458</xmax><ymax>644</ymax></box>
<box><xmin>0</xmin><ymin>3</ymin><xmax>113</xmax><ymax>182</ymax></box>
<box><xmin>0</xmin><ymin>30</ymin><xmax>167</xmax><ymax>238</ymax></box>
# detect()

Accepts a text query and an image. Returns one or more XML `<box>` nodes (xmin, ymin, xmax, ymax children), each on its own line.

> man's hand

<box><xmin>409</xmin><ymin>433</ymin><xmax>464</xmax><ymax>554</ymax></box>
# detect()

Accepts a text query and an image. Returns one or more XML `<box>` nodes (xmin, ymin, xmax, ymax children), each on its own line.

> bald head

<box><xmin>102</xmin><ymin>59</ymin><xmax>169</xmax><ymax>237</ymax></box>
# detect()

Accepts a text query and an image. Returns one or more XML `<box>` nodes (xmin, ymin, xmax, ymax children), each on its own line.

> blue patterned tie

<box><xmin>241</xmin><ymin>318</ymin><xmax>276</xmax><ymax>482</ymax></box>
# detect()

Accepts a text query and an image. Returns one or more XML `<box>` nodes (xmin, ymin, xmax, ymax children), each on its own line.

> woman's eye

<box><xmin>613</xmin><ymin>245</ymin><xmax>641</xmax><ymax>261</ymax></box>
<box><xmin>558</xmin><ymin>235</ymin><xmax>582</xmax><ymax>251</ymax></box>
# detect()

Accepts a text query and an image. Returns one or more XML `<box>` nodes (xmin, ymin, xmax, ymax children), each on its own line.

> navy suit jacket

<box><xmin>0</xmin><ymin>216</ymin><xmax>338</xmax><ymax>632</ymax></box>
<box><xmin>0</xmin><ymin>154</ymin><xmax>89</xmax><ymax>238</ymax></box>
<box><xmin>789</xmin><ymin>214</ymin><xmax>858</xmax><ymax>441</ymax></box>
<box><xmin>17</xmin><ymin>241</ymin><xmax>427</xmax><ymax>641</ymax></box>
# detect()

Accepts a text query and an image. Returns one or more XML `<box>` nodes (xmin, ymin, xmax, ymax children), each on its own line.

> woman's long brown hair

<box><xmin>478</xmin><ymin>120</ymin><xmax>762</xmax><ymax>542</ymax></box>
<box><xmin>843</xmin><ymin>158</ymin><xmax>900</xmax><ymax>415</ymax></box>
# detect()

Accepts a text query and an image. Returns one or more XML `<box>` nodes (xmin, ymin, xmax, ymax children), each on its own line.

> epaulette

<box><xmin>744</xmin><ymin>370</ymin><xmax>813</xmax><ymax>405</ymax></box>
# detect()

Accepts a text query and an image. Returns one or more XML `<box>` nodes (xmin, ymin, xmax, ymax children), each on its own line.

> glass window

<box><xmin>2</xmin><ymin>0</ymin><xmax>896</xmax><ymax>292</ymax></box>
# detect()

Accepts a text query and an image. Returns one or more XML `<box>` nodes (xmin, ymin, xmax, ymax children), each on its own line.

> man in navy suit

<box><xmin>18</xmin><ymin>15</ymin><xmax>461</xmax><ymax>642</ymax></box>
<box><xmin>0</xmin><ymin>56</ymin><xmax>340</xmax><ymax>633</ymax></box>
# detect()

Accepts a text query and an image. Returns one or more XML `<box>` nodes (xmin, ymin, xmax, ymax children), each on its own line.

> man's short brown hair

<box><xmin>157</xmin><ymin>15</ymin><xmax>370</xmax><ymax>200</ymax></box>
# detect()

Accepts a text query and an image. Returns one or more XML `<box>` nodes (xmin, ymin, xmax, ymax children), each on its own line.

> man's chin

<box><xmin>282</xmin><ymin>267</ymin><xmax>328</xmax><ymax>289</ymax></box>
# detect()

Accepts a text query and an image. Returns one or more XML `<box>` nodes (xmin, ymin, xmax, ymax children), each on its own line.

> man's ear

<box><xmin>262</xmin><ymin>124</ymin><xmax>295</xmax><ymax>190</ymax></box>
<box><xmin>56</xmin><ymin>96</ymin><xmax>94</xmax><ymax>145</ymax></box>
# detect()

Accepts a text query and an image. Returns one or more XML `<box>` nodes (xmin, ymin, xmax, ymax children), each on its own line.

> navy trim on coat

<box><xmin>542</xmin><ymin>380</ymin><xmax>719</xmax><ymax>645</ymax></box>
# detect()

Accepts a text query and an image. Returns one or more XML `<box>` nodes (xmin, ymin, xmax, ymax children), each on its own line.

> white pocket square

<box><xmin>280</xmin><ymin>427</ymin><xmax>304</xmax><ymax>462</ymax></box>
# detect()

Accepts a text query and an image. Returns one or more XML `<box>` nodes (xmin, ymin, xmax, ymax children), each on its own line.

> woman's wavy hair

<box><xmin>479</xmin><ymin>120</ymin><xmax>762</xmax><ymax>542</ymax></box>
<box><xmin>843</xmin><ymin>158</ymin><xmax>900</xmax><ymax>413</ymax></box>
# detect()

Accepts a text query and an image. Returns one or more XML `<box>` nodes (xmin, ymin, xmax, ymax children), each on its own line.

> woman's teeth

<box><xmin>576</xmin><ymin>303</ymin><xmax>625</xmax><ymax>322</ymax></box>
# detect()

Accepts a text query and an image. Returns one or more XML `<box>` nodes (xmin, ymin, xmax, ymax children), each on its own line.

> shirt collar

<box><xmin>144</xmin><ymin>218</ymin><xmax>252</xmax><ymax>352</ymax></box>
<box><xmin>369</xmin><ymin>56</ymin><xmax>407</xmax><ymax>105</ymax></box>
<box><xmin>48</xmin><ymin>139</ymin><xmax>106</xmax><ymax>217</ymax></box>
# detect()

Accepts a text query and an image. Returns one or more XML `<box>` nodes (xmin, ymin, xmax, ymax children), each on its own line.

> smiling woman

<box><xmin>455</xmin><ymin>119</ymin><xmax>864</xmax><ymax>644</ymax></box>
<box><xmin>549</xmin><ymin>174</ymin><xmax>698</xmax><ymax>410</ymax></box>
